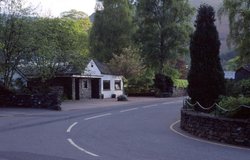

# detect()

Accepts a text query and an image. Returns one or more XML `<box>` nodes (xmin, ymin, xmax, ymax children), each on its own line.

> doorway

<box><xmin>91</xmin><ymin>79</ymin><xmax>100</xmax><ymax>98</ymax></box>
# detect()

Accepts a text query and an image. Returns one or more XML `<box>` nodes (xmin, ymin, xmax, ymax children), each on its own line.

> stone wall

<box><xmin>80</xmin><ymin>79</ymin><xmax>92</xmax><ymax>99</ymax></box>
<box><xmin>0</xmin><ymin>93</ymin><xmax>61</xmax><ymax>110</ymax></box>
<box><xmin>181</xmin><ymin>109</ymin><xmax>250</xmax><ymax>147</ymax></box>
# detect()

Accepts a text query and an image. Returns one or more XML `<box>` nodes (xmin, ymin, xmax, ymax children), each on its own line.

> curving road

<box><xmin>0</xmin><ymin>97</ymin><xmax>249</xmax><ymax>160</ymax></box>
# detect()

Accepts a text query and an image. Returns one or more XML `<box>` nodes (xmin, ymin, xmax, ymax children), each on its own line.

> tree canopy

<box><xmin>24</xmin><ymin>17</ymin><xmax>91</xmax><ymax>81</ymax></box>
<box><xmin>0</xmin><ymin>1</ymin><xmax>91</xmax><ymax>88</ymax></box>
<box><xmin>108</xmin><ymin>47</ymin><xmax>145</xmax><ymax>79</ymax></box>
<box><xmin>0</xmin><ymin>0</ymin><xmax>36</xmax><ymax>89</ymax></box>
<box><xmin>60</xmin><ymin>9</ymin><xmax>88</xmax><ymax>20</ymax></box>
<box><xmin>135</xmin><ymin>0</ymin><xmax>194</xmax><ymax>74</ymax></box>
<box><xmin>219</xmin><ymin>0</ymin><xmax>250</xmax><ymax>65</ymax></box>
<box><xmin>89</xmin><ymin>0</ymin><xmax>135</xmax><ymax>62</ymax></box>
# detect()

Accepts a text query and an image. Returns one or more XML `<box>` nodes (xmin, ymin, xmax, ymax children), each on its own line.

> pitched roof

<box><xmin>237</xmin><ymin>64</ymin><xmax>250</xmax><ymax>73</ymax></box>
<box><xmin>93</xmin><ymin>60</ymin><xmax>112</xmax><ymax>75</ymax></box>
<box><xmin>243</xmin><ymin>65</ymin><xmax>250</xmax><ymax>72</ymax></box>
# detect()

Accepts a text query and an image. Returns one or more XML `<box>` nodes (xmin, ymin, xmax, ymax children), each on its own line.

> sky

<box><xmin>28</xmin><ymin>0</ymin><xmax>223</xmax><ymax>17</ymax></box>
<box><xmin>28</xmin><ymin>0</ymin><xmax>96</xmax><ymax>17</ymax></box>
<box><xmin>28</xmin><ymin>0</ymin><xmax>225</xmax><ymax>17</ymax></box>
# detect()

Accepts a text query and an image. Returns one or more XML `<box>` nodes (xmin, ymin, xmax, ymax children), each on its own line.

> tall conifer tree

<box><xmin>187</xmin><ymin>4</ymin><xmax>225</xmax><ymax>108</ymax></box>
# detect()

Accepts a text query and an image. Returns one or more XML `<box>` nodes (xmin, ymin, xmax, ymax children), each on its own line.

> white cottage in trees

<box><xmin>16</xmin><ymin>59</ymin><xmax>124</xmax><ymax>100</ymax></box>
<box><xmin>54</xmin><ymin>59</ymin><xmax>124</xmax><ymax>100</ymax></box>
<box><xmin>81</xmin><ymin>59</ymin><xmax>124</xmax><ymax>99</ymax></box>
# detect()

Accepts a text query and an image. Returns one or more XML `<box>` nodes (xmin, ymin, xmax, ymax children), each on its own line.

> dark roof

<box><xmin>237</xmin><ymin>64</ymin><xmax>250</xmax><ymax>73</ymax></box>
<box><xmin>17</xmin><ymin>65</ymin><xmax>81</xmax><ymax>78</ymax></box>
<box><xmin>93</xmin><ymin>60</ymin><xmax>112</xmax><ymax>75</ymax></box>
<box><xmin>243</xmin><ymin>65</ymin><xmax>250</xmax><ymax>72</ymax></box>
<box><xmin>17</xmin><ymin>60</ymin><xmax>117</xmax><ymax>78</ymax></box>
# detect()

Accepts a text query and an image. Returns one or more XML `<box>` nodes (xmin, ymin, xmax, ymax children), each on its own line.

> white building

<box><xmin>80</xmin><ymin>59</ymin><xmax>124</xmax><ymax>99</ymax></box>
<box><xmin>9</xmin><ymin>59</ymin><xmax>124</xmax><ymax>100</ymax></box>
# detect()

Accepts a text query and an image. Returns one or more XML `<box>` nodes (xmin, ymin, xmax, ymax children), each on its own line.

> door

<box><xmin>91</xmin><ymin>79</ymin><xmax>100</xmax><ymax>98</ymax></box>
<box><xmin>75</xmin><ymin>78</ymin><xmax>80</xmax><ymax>100</ymax></box>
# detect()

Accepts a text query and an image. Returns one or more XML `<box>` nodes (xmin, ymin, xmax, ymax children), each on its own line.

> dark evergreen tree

<box><xmin>187</xmin><ymin>4</ymin><xmax>225</xmax><ymax>108</ymax></box>
<box><xmin>154</xmin><ymin>73</ymin><xmax>173</xmax><ymax>97</ymax></box>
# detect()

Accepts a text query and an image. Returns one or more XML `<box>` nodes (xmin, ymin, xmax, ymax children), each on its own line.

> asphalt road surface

<box><xmin>0</xmin><ymin>97</ymin><xmax>249</xmax><ymax>160</ymax></box>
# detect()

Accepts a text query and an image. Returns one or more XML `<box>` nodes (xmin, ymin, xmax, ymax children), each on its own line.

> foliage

<box><xmin>89</xmin><ymin>0</ymin><xmax>135</xmax><ymax>62</ymax></box>
<box><xmin>225</xmin><ymin>79</ymin><xmax>250</xmax><ymax>97</ymax></box>
<box><xmin>126</xmin><ymin>68</ymin><xmax>155</xmax><ymax>95</ymax></box>
<box><xmin>154</xmin><ymin>73</ymin><xmax>173</xmax><ymax>97</ymax></box>
<box><xmin>22</xmin><ymin>17</ymin><xmax>90</xmax><ymax>82</ymax></box>
<box><xmin>108</xmin><ymin>47</ymin><xmax>145</xmax><ymax>79</ymax></box>
<box><xmin>162</xmin><ymin>64</ymin><xmax>180</xmax><ymax>80</ymax></box>
<box><xmin>187</xmin><ymin>4</ymin><xmax>226</xmax><ymax>107</ymax></box>
<box><xmin>174</xmin><ymin>79</ymin><xmax>188</xmax><ymax>89</ymax></box>
<box><xmin>240</xmin><ymin>80</ymin><xmax>250</xmax><ymax>97</ymax></box>
<box><xmin>60</xmin><ymin>9</ymin><xmax>88</xmax><ymax>19</ymax></box>
<box><xmin>0</xmin><ymin>0</ymin><xmax>36</xmax><ymax>89</ymax></box>
<box><xmin>117</xmin><ymin>94</ymin><xmax>128</xmax><ymax>101</ymax></box>
<box><xmin>225</xmin><ymin>56</ymin><xmax>240</xmax><ymax>70</ymax></box>
<box><xmin>219</xmin><ymin>96</ymin><xmax>250</xmax><ymax>110</ymax></box>
<box><xmin>219</xmin><ymin>0</ymin><xmax>250</xmax><ymax>65</ymax></box>
<box><xmin>135</xmin><ymin>0</ymin><xmax>194</xmax><ymax>73</ymax></box>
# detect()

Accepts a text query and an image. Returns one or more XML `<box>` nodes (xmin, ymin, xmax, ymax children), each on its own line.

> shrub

<box><xmin>239</xmin><ymin>80</ymin><xmax>250</xmax><ymax>97</ymax></box>
<box><xmin>154</xmin><ymin>73</ymin><xmax>173</xmax><ymax>97</ymax></box>
<box><xmin>219</xmin><ymin>96</ymin><xmax>250</xmax><ymax>110</ymax></box>
<box><xmin>225</xmin><ymin>79</ymin><xmax>250</xmax><ymax>97</ymax></box>
<box><xmin>174</xmin><ymin>79</ymin><xmax>188</xmax><ymax>89</ymax></box>
<box><xmin>117</xmin><ymin>95</ymin><xmax>128</xmax><ymax>101</ymax></box>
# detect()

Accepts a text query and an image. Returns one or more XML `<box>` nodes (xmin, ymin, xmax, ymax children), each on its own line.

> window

<box><xmin>83</xmin><ymin>80</ymin><xmax>88</xmax><ymax>88</ymax></box>
<box><xmin>115</xmin><ymin>80</ymin><xmax>121</xmax><ymax>90</ymax></box>
<box><xmin>103</xmin><ymin>80</ymin><xmax>110</xmax><ymax>90</ymax></box>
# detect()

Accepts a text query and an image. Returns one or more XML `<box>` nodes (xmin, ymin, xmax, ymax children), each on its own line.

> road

<box><xmin>0</xmin><ymin>97</ymin><xmax>249</xmax><ymax>160</ymax></box>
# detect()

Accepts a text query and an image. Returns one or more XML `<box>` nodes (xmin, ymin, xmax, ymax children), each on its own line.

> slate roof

<box><xmin>243</xmin><ymin>65</ymin><xmax>250</xmax><ymax>72</ymax></box>
<box><xmin>237</xmin><ymin>64</ymin><xmax>250</xmax><ymax>73</ymax></box>
<box><xmin>17</xmin><ymin>59</ymin><xmax>117</xmax><ymax>78</ymax></box>
<box><xmin>93</xmin><ymin>60</ymin><xmax>113</xmax><ymax>75</ymax></box>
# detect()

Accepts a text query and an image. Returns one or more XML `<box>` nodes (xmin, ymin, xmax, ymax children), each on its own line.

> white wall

<box><xmin>83</xmin><ymin>59</ymin><xmax>124</xmax><ymax>99</ymax></box>
<box><xmin>84</xmin><ymin>60</ymin><xmax>101</xmax><ymax>76</ymax></box>
<box><xmin>101</xmin><ymin>75</ymin><xmax>123</xmax><ymax>98</ymax></box>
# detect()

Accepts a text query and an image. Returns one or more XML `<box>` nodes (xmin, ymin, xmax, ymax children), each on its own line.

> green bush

<box><xmin>239</xmin><ymin>80</ymin><xmax>250</xmax><ymax>97</ymax></box>
<box><xmin>225</xmin><ymin>79</ymin><xmax>250</xmax><ymax>97</ymax></box>
<box><xmin>117</xmin><ymin>95</ymin><xmax>128</xmax><ymax>101</ymax></box>
<box><xmin>174</xmin><ymin>79</ymin><xmax>188</xmax><ymax>89</ymax></box>
<box><xmin>219</xmin><ymin>96</ymin><xmax>250</xmax><ymax>110</ymax></box>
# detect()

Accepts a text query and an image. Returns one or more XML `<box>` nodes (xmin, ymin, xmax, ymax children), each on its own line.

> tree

<box><xmin>187</xmin><ymin>4</ymin><xmax>225</xmax><ymax>108</ymax></box>
<box><xmin>219</xmin><ymin>0</ymin><xmax>250</xmax><ymax>65</ymax></box>
<box><xmin>135</xmin><ymin>0</ymin><xmax>194</xmax><ymax>74</ymax></box>
<box><xmin>0</xmin><ymin>0</ymin><xmax>36</xmax><ymax>89</ymax></box>
<box><xmin>60</xmin><ymin>9</ymin><xmax>88</xmax><ymax>20</ymax></box>
<box><xmin>89</xmin><ymin>0</ymin><xmax>135</xmax><ymax>62</ymax></box>
<box><xmin>22</xmin><ymin>17</ymin><xmax>90</xmax><ymax>82</ymax></box>
<box><xmin>108</xmin><ymin>47</ymin><xmax>144</xmax><ymax>79</ymax></box>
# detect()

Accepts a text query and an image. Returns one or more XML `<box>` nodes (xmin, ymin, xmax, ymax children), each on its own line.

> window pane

<box><xmin>115</xmin><ymin>80</ymin><xmax>121</xmax><ymax>90</ymax></box>
<box><xmin>83</xmin><ymin>80</ymin><xmax>88</xmax><ymax>88</ymax></box>
<box><xmin>103</xmin><ymin>80</ymin><xmax>110</xmax><ymax>90</ymax></box>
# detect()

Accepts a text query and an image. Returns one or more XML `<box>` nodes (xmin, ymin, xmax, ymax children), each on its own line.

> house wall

<box><xmin>101</xmin><ymin>75</ymin><xmax>123</xmax><ymax>98</ymax></box>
